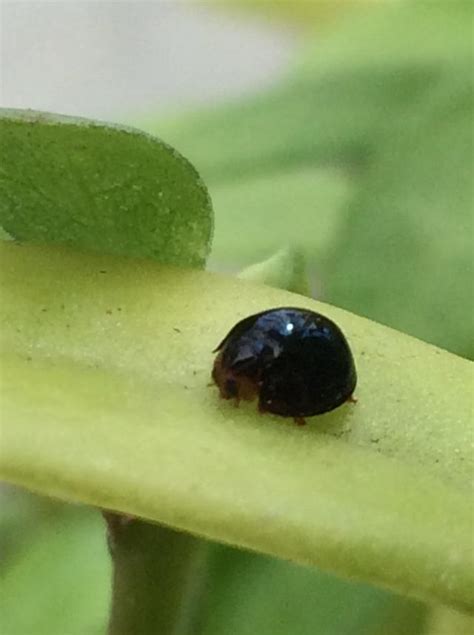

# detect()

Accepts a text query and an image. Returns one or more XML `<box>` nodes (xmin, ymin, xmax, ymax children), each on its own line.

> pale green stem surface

<box><xmin>1</xmin><ymin>243</ymin><xmax>473</xmax><ymax>612</ymax></box>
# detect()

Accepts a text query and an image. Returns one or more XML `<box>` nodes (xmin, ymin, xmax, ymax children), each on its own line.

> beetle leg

<box><xmin>294</xmin><ymin>416</ymin><xmax>306</xmax><ymax>426</ymax></box>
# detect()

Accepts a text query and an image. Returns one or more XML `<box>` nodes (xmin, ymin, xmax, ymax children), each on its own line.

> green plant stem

<box><xmin>104</xmin><ymin>513</ymin><xmax>209</xmax><ymax>635</ymax></box>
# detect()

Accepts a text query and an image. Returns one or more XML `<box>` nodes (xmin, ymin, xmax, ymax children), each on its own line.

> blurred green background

<box><xmin>1</xmin><ymin>1</ymin><xmax>472</xmax><ymax>633</ymax></box>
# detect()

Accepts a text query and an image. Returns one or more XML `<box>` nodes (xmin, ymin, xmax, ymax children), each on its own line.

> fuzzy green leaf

<box><xmin>0</xmin><ymin>109</ymin><xmax>212</xmax><ymax>267</ymax></box>
<box><xmin>1</xmin><ymin>243</ymin><xmax>472</xmax><ymax>612</ymax></box>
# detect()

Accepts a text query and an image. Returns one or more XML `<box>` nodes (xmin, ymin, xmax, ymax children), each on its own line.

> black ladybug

<box><xmin>212</xmin><ymin>307</ymin><xmax>357</xmax><ymax>425</ymax></box>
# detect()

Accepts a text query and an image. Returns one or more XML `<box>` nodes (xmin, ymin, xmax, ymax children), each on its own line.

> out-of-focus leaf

<box><xmin>0</xmin><ymin>505</ymin><xmax>109</xmax><ymax>635</ymax></box>
<box><xmin>148</xmin><ymin>67</ymin><xmax>433</xmax><ymax>184</ymax></box>
<box><xmin>238</xmin><ymin>247</ymin><xmax>310</xmax><ymax>296</ymax></box>
<box><xmin>0</xmin><ymin>109</ymin><xmax>212</xmax><ymax>268</ymax></box>
<box><xmin>202</xmin><ymin>546</ymin><xmax>428</xmax><ymax>635</ymax></box>
<box><xmin>1</xmin><ymin>243</ymin><xmax>472</xmax><ymax>611</ymax></box>
<box><xmin>208</xmin><ymin>167</ymin><xmax>352</xmax><ymax>270</ymax></box>
<box><xmin>146</xmin><ymin>4</ymin><xmax>471</xmax><ymax>183</ymax></box>
<box><xmin>326</xmin><ymin>68</ymin><xmax>474</xmax><ymax>359</ymax></box>
<box><xmin>298</xmin><ymin>1</ymin><xmax>474</xmax><ymax>74</ymax></box>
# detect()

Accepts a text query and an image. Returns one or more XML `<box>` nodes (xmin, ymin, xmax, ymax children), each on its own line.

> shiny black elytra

<box><xmin>212</xmin><ymin>307</ymin><xmax>357</xmax><ymax>424</ymax></box>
